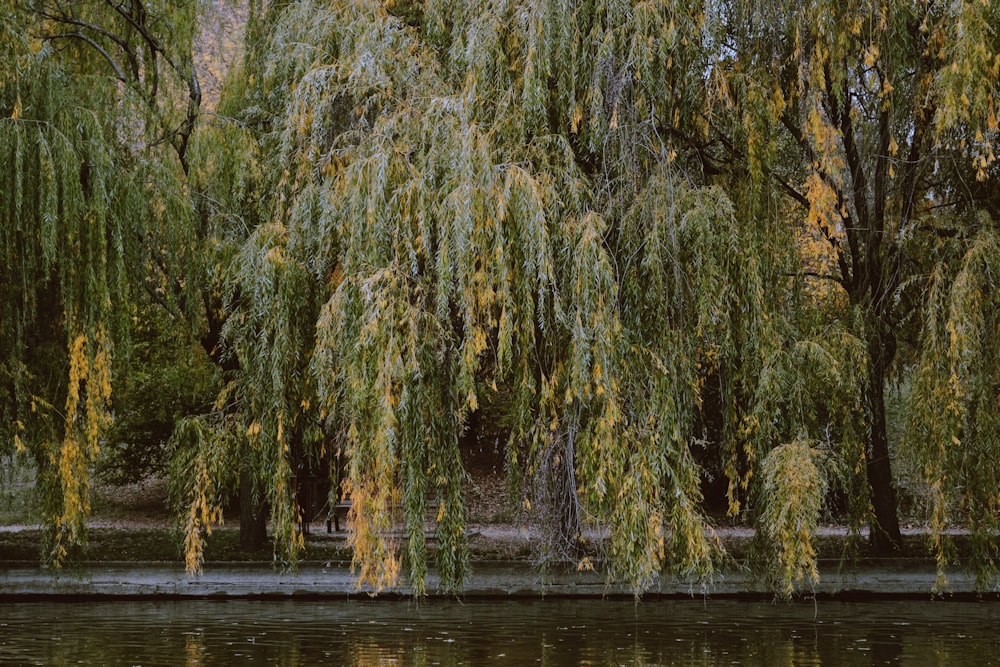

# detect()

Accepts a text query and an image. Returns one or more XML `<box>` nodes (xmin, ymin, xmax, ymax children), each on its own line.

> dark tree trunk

<box><xmin>864</xmin><ymin>329</ymin><xmax>902</xmax><ymax>554</ymax></box>
<box><xmin>199</xmin><ymin>302</ymin><xmax>269</xmax><ymax>546</ymax></box>
<box><xmin>239</xmin><ymin>468</ymin><xmax>267</xmax><ymax>548</ymax></box>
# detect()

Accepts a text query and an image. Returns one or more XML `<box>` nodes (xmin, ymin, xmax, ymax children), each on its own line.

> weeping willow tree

<box><xmin>191</xmin><ymin>0</ymin><xmax>819</xmax><ymax>596</ymax></box>
<box><xmin>706</xmin><ymin>0</ymin><xmax>1000</xmax><ymax>563</ymax></box>
<box><xmin>0</xmin><ymin>1</ymin><xmax>202</xmax><ymax>563</ymax></box>
<box><xmin>893</xmin><ymin>0</ymin><xmax>1000</xmax><ymax>590</ymax></box>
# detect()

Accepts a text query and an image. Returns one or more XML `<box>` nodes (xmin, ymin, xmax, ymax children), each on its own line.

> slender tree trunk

<box><xmin>864</xmin><ymin>329</ymin><xmax>902</xmax><ymax>554</ymax></box>
<box><xmin>239</xmin><ymin>468</ymin><xmax>267</xmax><ymax>548</ymax></box>
<box><xmin>560</xmin><ymin>429</ymin><xmax>582</xmax><ymax>554</ymax></box>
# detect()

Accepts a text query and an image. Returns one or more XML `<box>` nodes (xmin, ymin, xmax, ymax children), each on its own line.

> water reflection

<box><xmin>1</xmin><ymin>598</ymin><xmax>999</xmax><ymax>665</ymax></box>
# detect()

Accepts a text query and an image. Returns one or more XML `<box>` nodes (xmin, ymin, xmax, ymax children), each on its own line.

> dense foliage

<box><xmin>2</xmin><ymin>0</ymin><xmax>997</xmax><ymax>597</ymax></box>
<box><xmin>1</xmin><ymin>0</ymin><xmax>202</xmax><ymax>563</ymax></box>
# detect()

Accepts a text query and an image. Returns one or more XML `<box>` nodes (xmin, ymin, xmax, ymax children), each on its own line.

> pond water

<box><xmin>1</xmin><ymin>598</ymin><xmax>998</xmax><ymax>665</ymax></box>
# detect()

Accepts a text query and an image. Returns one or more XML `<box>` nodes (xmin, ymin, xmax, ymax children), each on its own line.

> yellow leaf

<box><xmin>863</xmin><ymin>45</ymin><xmax>879</xmax><ymax>68</ymax></box>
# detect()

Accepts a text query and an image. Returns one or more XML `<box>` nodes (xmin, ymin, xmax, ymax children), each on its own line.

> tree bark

<box><xmin>864</xmin><ymin>329</ymin><xmax>903</xmax><ymax>554</ymax></box>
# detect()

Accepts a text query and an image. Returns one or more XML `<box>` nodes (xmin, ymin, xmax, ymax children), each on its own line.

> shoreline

<box><xmin>3</xmin><ymin>523</ymin><xmax>996</xmax><ymax>600</ymax></box>
<box><xmin>1</xmin><ymin>557</ymin><xmax>994</xmax><ymax>601</ymax></box>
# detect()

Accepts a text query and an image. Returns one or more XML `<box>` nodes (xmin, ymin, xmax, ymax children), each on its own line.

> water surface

<box><xmin>2</xmin><ymin>598</ymin><xmax>998</xmax><ymax>665</ymax></box>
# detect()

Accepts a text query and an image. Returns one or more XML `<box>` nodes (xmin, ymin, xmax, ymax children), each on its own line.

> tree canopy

<box><xmin>3</xmin><ymin>0</ymin><xmax>998</xmax><ymax>597</ymax></box>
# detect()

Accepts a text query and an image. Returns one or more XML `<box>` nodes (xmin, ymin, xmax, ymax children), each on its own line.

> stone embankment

<box><xmin>0</xmin><ymin>558</ymin><xmax>986</xmax><ymax>600</ymax></box>
<box><xmin>1</xmin><ymin>524</ymin><xmax>992</xmax><ymax>599</ymax></box>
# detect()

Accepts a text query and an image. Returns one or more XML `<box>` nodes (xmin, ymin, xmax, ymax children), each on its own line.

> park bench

<box><xmin>296</xmin><ymin>472</ymin><xmax>441</xmax><ymax>534</ymax></box>
<box><xmin>329</xmin><ymin>497</ymin><xmax>351</xmax><ymax>532</ymax></box>
<box><xmin>325</xmin><ymin>493</ymin><xmax>440</xmax><ymax>533</ymax></box>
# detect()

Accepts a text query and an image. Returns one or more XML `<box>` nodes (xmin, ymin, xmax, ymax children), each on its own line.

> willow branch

<box><xmin>35</xmin><ymin>9</ymin><xmax>130</xmax><ymax>52</ymax></box>
<box><xmin>784</xmin><ymin>270</ymin><xmax>848</xmax><ymax>288</ymax></box>
<box><xmin>42</xmin><ymin>32</ymin><xmax>126</xmax><ymax>82</ymax></box>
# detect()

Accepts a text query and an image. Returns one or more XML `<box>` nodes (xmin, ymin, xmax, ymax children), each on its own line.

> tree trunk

<box><xmin>864</xmin><ymin>329</ymin><xmax>902</xmax><ymax>554</ymax></box>
<box><xmin>239</xmin><ymin>468</ymin><xmax>267</xmax><ymax>548</ymax></box>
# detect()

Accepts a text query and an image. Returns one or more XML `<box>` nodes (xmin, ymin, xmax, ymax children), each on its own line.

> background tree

<box><xmin>0</xmin><ymin>1</ymin><xmax>202</xmax><ymax>563</ymax></box>
<box><xmin>98</xmin><ymin>299</ymin><xmax>218</xmax><ymax>485</ymax></box>
<box><xmin>240</xmin><ymin>0</ymin><xmax>996</xmax><ymax>592</ymax></box>
<box><xmin>706</xmin><ymin>0</ymin><xmax>1000</xmax><ymax>555</ymax></box>
<box><xmin>166</xmin><ymin>48</ymin><xmax>276</xmax><ymax>553</ymax></box>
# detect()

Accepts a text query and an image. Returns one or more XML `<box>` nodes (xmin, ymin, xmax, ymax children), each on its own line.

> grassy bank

<box><xmin>0</xmin><ymin>522</ymin><xmax>947</xmax><ymax>568</ymax></box>
<box><xmin>0</xmin><ymin>526</ymin><xmax>359</xmax><ymax>564</ymax></box>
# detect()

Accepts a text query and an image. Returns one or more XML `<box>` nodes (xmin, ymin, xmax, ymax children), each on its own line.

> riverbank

<box><xmin>0</xmin><ymin>555</ymin><xmax>991</xmax><ymax>600</ymax></box>
<box><xmin>2</xmin><ymin>473</ymin><xmax>992</xmax><ymax>599</ymax></box>
<box><xmin>1</xmin><ymin>524</ymin><xmax>994</xmax><ymax>600</ymax></box>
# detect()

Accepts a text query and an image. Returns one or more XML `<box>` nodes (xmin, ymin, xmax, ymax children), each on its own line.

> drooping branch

<box><xmin>784</xmin><ymin>270</ymin><xmax>845</xmax><ymax>286</ymax></box>
<box><xmin>32</xmin><ymin>1</ymin><xmax>202</xmax><ymax>172</ymax></box>
<box><xmin>34</xmin><ymin>8</ymin><xmax>133</xmax><ymax>60</ymax></box>
<box><xmin>41</xmin><ymin>32</ymin><xmax>126</xmax><ymax>82</ymax></box>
